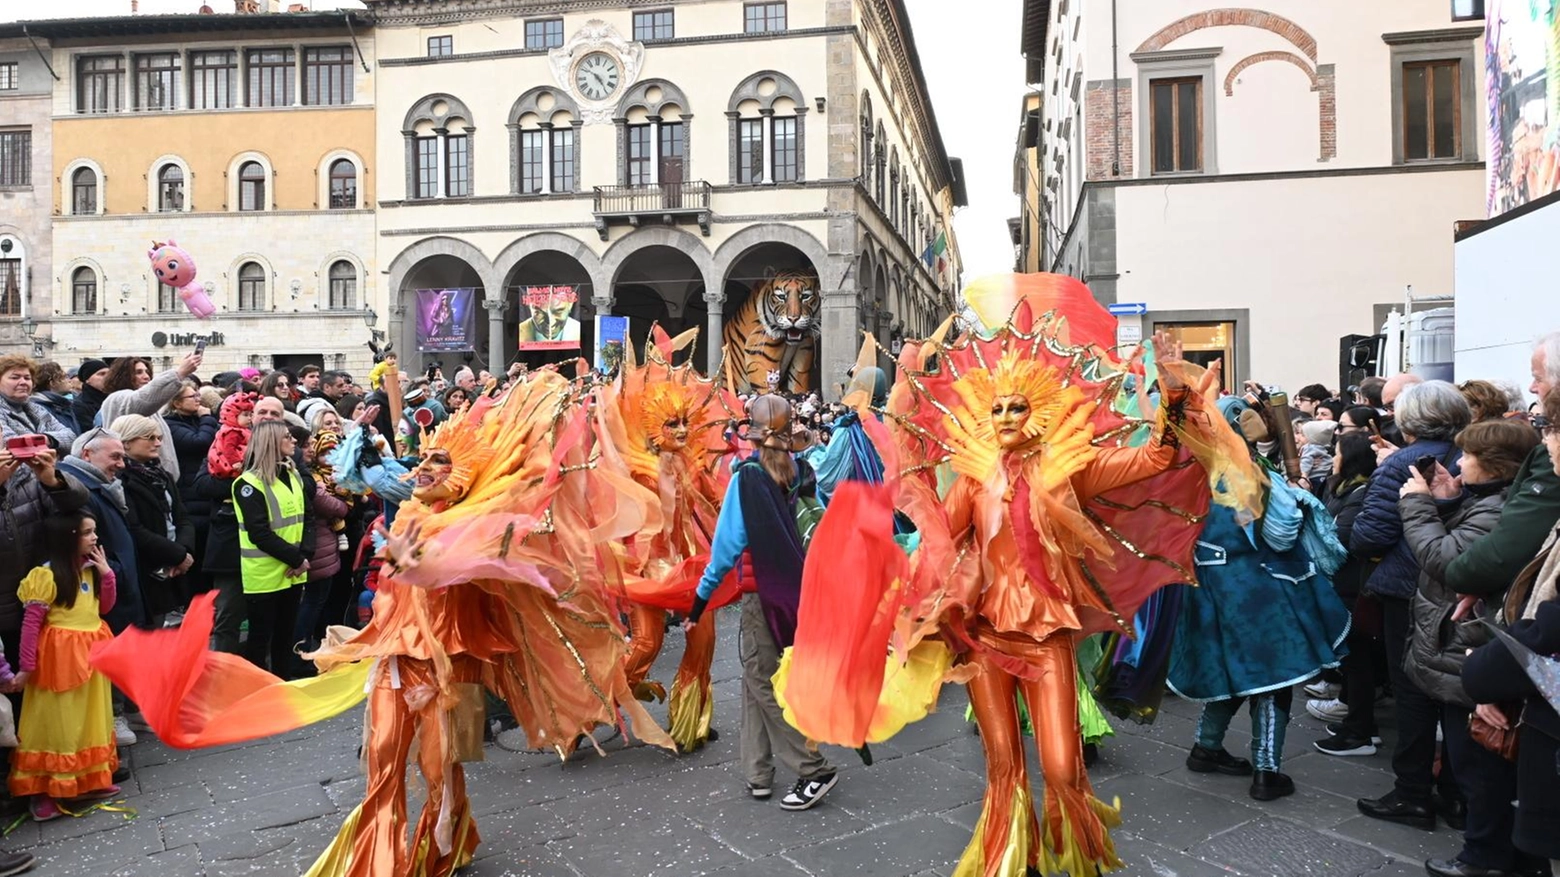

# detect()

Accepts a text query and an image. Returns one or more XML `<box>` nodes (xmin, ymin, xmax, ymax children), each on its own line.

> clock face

<box><xmin>574</xmin><ymin>52</ymin><xmax>621</xmax><ymax>101</ymax></box>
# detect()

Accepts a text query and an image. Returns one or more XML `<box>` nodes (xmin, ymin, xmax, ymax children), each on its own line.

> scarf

<box><xmin>68</xmin><ymin>458</ymin><xmax>128</xmax><ymax>514</ymax></box>
<box><xmin>126</xmin><ymin>458</ymin><xmax>177</xmax><ymax>539</ymax></box>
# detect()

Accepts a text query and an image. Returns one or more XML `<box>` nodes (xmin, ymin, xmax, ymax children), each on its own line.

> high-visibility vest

<box><xmin>233</xmin><ymin>469</ymin><xmax>306</xmax><ymax>594</ymax></box>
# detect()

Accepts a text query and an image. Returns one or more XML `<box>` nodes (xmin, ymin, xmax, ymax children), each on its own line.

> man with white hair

<box><xmin>454</xmin><ymin>366</ymin><xmax>476</xmax><ymax>392</ymax></box>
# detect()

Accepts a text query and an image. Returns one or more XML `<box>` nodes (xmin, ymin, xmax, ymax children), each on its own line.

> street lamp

<box><xmin>362</xmin><ymin>306</ymin><xmax>377</xmax><ymax>329</ymax></box>
<box><xmin>19</xmin><ymin>316</ymin><xmax>35</xmax><ymax>338</ymax></box>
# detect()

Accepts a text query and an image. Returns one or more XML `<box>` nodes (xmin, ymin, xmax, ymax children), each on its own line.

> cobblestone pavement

<box><xmin>4</xmin><ymin>615</ymin><xmax>1490</xmax><ymax>876</ymax></box>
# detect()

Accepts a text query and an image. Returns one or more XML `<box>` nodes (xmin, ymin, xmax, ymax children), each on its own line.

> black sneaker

<box><xmin>1186</xmin><ymin>745</ymin><xmax>1253</xmax><ymax>776</ymax></box>
<box><xmin>1314</xmin><ymin>733</ymin><xmax>1378</xmax><ymax>757</ymax></box>
<box><xmin>1326</xmin><ymin>722</ymin><xmax>1383</xmax><ymax>745</ymax></box>
<box><xmin>0</xmin><ymin>851</ymin><xmax>35</xmax><ymax>877</ymax></box>
<box><xmin>779</xmin><ymin>772</ymin><xmax>839</xmax><ymax>811</ymax></box>
<box><xmin>748</xmin><ymin>781</ymin><xmax>772</xmax><ymax>800</ymax></box>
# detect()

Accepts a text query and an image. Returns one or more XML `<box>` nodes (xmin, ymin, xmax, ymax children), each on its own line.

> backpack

<box><xmin>795</xmin><ymin>494</ymin><xmax>825</xmax><ymax>550</ymax></box>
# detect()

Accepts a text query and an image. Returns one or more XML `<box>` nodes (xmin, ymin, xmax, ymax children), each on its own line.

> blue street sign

<box><xmin>1107</xmin><ymin>302</ymin><xmax>1149</xmax><ymax>316</ymax></box>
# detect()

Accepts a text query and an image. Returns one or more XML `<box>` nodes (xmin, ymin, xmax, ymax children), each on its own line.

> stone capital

<box><xmin>482</xmin><ymin>298</ymin><xmax>507</xmax><ymax>313</ymax></box>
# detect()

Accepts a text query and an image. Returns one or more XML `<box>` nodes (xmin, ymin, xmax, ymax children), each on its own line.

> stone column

<box><xmin>820</xmin><ymin>287</ymin><xmax>860</xmax><ymax>401</ymax></box>
<box><xmin>703</xmin><ymin>289</ymin><xmax>725</xmax><ymax>377</ymax></box>
<box><xmin>483</xmin><ymin>296</ymin><xmax>507</xmax><ymax>367</ymax></box>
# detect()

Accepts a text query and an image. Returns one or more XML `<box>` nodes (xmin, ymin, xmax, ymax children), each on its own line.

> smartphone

<box><xmin>1414</xmin><ymin>454</ymin><xmax>1439</xmax><ymax>483</ymax></box>
<box><xmin>194</xmin><ymin>337</ymin><xmax>207</xmax><ymax>355</ymax></box>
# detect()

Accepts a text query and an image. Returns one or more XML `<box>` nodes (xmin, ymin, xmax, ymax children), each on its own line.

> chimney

<box><xmin>288</xmin><ymin>2</ymin><xmax>307</xmax><ymax>10</ymax></box>
<box><xmin>234</xmin><ymin>0</ymin><xmax>258</xmax><ymax>12</ymax></box>
<box><xmin>131</xmin><ymin>0</ymin><xmax>138</xmax><ymax>13</ymax></box>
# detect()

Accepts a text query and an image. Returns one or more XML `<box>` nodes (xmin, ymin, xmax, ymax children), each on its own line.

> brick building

<box><xmin>1019</xmin><ymin>0</ymin><xmax>1486</xmax><ymax>391</ymax></box>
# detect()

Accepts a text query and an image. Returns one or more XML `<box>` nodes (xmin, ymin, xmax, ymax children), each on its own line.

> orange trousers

<box><xmin>963</xmin><ymin>632</ymin><xmax>1116</xmax><ymax>876</ymax></box>
<box><xmin>623</xmin><ymin>602</ymin><xmax>718</xmax><ymax>749</ymax></box>
<box><xmin>343</xmin><ymin>654</ymin><xmax>482</xmax><ymax>877</ymax></box>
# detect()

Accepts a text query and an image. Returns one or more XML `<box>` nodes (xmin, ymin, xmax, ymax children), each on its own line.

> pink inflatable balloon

<box><xmin>149</xmin><ymin>239</ymin><xmax>216</xmax><ymax>320</ymax></box>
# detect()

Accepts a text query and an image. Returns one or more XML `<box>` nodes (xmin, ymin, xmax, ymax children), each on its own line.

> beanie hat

<box><xmin>79</xmin><ymin>358</ymin><xmax>108</xmax><ymax>378</ymax></box>
<box><xmin>297</xmin><ymin>397</ymin><xmax>332</xmax><ymax>427</ymax></box>
<box><xmin>1302</xmin><ymin>420</ymin><xmax>1337</xmax><ymax>446</ymax></box>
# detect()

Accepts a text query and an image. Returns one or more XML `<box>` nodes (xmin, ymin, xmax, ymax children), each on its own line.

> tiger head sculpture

<box><xmin>756</xmin><ymin>270</ymin><xmax>821</xmax><ymax>348</ymax></box>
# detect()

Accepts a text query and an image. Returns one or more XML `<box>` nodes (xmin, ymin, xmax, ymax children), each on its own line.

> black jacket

<box><xmin>0</xmin><ymin>471</ymin><xmax>88</xmax><ymax>631</ymax></box>
<box><xmin>1325</xmin><ymin>478</ymin><xmax>1371</xmax><ymax>600</ymax></box>
<box><xmin>194</xmin><ymin>461</ymin><xmax>241</xmax><ymax>575</ymax></box>
<box><xmin>120</xmin><ymin>459</ymin><xmax>197</xmax><ymax>616</ymax></box>
<box><xmin>70</xmin><ymin>384</ymin><xmax>107</xmax><ymax>434</ymax></box>
<box><xmin>1351</xmin><ymin>439</ymin><xmax>1462</xmax><ymax>600</ymax></box>
<box><xmin>164</xmin><ymin>412</ymin><xmax>219</xmax><ymax>495</ymax></box>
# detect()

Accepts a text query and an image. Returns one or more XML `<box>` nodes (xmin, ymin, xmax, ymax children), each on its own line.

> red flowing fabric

<box><xmin>90</xmin><ymin>592</ymin><xmax>370</xmax><ymax>749</ymax></box>
<box><xmin>785</xmin><ymin>480</ymin><xmax>908</xmax><ymax>744</ymax></box>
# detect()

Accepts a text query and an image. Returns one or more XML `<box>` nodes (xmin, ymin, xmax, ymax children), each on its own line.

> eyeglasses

<box><xmin>1535</xmin><ymin>415</ymin><xmax>1559</xmax><ymax>438</ymax></box>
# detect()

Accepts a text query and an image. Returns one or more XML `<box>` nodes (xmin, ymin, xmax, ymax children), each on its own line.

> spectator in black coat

<box><xmin>70</xmin><ymin>359</ymin><xmax>110</xmax><ymax>437</ymax></box>
<box><xmin>111</xmin><ymin>414</ymin><xmax>196</xmax><ymax>621</ymax></box>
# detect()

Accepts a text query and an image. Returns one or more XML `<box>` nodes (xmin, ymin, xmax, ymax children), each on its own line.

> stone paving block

<box><xmin>938</xmin><ymin>801</ymin><xmax>983</xmax><ymax>832</ymax></box>
<box><xmin>466</xmin><ymin>841</ymin><xmax>583</xmax><ymax>877</ymax></box>
<box><xmin>1279</xmin><ymin>751</ymin><xmax>1397</xmax><ymax>802</ymax></box>
<box><xmin>549</xmin><ymin>813</ymin><xmax>745</xmax><ymax>877</ymax></box>
<box><xmin>195</xmin><ymin>828</ymin><xmax>298</xmax><ymax>864</ymax></box>
<box><xmin>120</xmin><ymin>779</ymin><xmax>214</xmax><ymax>819</ymax></box>
<box><xmin>161</xmin><ymin>781</ymin><xmax>337</xmax><ymax>849</ymax></box>
<box><xmin>693</xmin><ymin>795</ymin><xmax>871</xmax><ymax>858</ymax></box>
<box><xmin>700</xmin><ymin>854</ymin><xmax>811</xmax><ymax>876</ymax></box>
<box><xmin>1094</xmin><ymin>773</ymin><xmax>1261</xmax><ymax>850</ymax></box>
<box><xmin>918</xmin><ymin>732</ymin><xmax>988</xmax><ymax>778</ymax></box>
<box><xmin>32</xmin><ymin>806</ymin><xmax>141</xmax><ymax>845</ymax></box>
<box><xmin>826</xmin><ymin>752</ymin><xmax>985</xmax><ymax>824</ymax></box>
<box><xmin>1190</xmin><ymin>816</ymin><xmax>1387</xmax><ymax>877</ymax></box>
<box><xmin>1330</xmin><ymin>813</ymin><xmax>1460</xmax><ymax>865</ymax></box>
<box><xmin>19</xmin><ymin>821</ymin><xmax>164</xmax><ymax>875</ymax></box>
<box><xmin>206</xmin><ymin>736</ymin><xmax>361</xmax><ymax>803</ymax></box>
<box><xmin>784</xmin><ymin>812</ymin><xmax>969</xmax><ymax>877</ymax></box>
<box><xmin>467</xmin><ymin>800</ymin><xmax>579</xmax><ymax>851</ymax></box>
<box><xmin>1090</xmin><ymin>730</ymin><xmax>1193</xmax><ymax>782</ymax></box>
<box><xmin>1112</xmin><ymin>830</ymin><xmax>1249</xmax><ymax>877</ymax></box>
<box><xmin>106</xmin><ymin>843</ymin><xmax>205</xmax><ymax>877</ymax></box>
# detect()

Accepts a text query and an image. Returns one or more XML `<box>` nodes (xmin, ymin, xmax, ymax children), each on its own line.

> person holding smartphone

<box><xmin>0</xmin><ymin>354</ymin><xmax>77</xmax><ymax>458</ymax></box>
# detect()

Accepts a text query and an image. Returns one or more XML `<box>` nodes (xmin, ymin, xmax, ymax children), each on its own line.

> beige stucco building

<box><xmin>0</xmin><ymin>36</ymin><xmax>55</xmax><ymax>357</ymax></box>
<box><xmin>368</xmin><ymin>0</ymin><xmax>963</xmax><ymax>395</ymax></box>
<box><xmin>1023</xmin><ymin>0</ymin><xmax>1486</xmax><ymax>392</ymax></box>
<box><xmin>2</xmin><ymin>11</ymin><xmax>378</xmax><ymax>379</ymax></box>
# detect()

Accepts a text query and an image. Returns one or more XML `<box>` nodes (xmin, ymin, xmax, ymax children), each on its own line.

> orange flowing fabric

<box><xmin>89</xmin><ymin>592</ymin><xmax>371</xmax><ymax>749</ymax></box>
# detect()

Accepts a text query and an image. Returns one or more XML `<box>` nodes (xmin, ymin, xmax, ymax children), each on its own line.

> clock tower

<box><xmin>548</xmin><ymin>20</ymin><xmax>645</xmax><ymax>125</ymax></box>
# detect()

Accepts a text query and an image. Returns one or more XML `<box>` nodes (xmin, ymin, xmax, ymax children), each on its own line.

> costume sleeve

<box><xmin>19</xmin><ymin>602</ymin><xmax>47</xmax><ymax>674</ymax></box>
<box><xmin>17</xmin><ymin>566</ymin><xmax>56</xmax><ymax>606</ymax></box>
<box><xmin>1076</xmin><ymin>388</ymin><xmax>1184</xmax><ymax>501</ymax></box>
<box><xmin>98</xmin><ymin>565</ymin><xmax>117</xmax><ymax>615</ymax></box>
<box><xmin>945</xmin><ymin>476</ymin><xmax>975</xmax><ymax>544</ymax></box>
<box><xmin>1260</xmin><ymin>473</ymin><xmax>1304</xmax><ymax>552</ymax></box>
<box><xmin>1445</xmin><ymin>450</ymin><xmax>1560</xmax><ymax>596</ymax></box>
<box><xmin>694</xmin><ymin>476</ymin><xmax>748</xmax><ymax>605</ymax></box>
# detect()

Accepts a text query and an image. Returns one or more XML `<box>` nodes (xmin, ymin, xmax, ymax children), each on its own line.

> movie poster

<box><xmin>415</xmin><ymin>288</ymin><xmax>478</xmax><ymax>352</ymax></box>
<box><xmin>595</xmin><ymin>315</ymin><xmax>629</xmax><ymax>372</ymax></box>
<box><xmin>517</xmin><ymin>285</ymin><xmax>582</xmax><ymax>350</ymax></box>
<box><xmin>1487</xmin><ymin>0</ymin><xmax>1560</xmax><ymax>216</ymax></box>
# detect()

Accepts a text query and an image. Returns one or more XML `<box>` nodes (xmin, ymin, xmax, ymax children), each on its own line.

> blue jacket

<box><xmin>58</xmin><ymin>458</ymin><xmax>146</xmax><ymax>633</ymax></box>
<box><xmin>1349</xmin><ymin>439</ymin><xmax>1461</xmax><ymax>600</ymax></box>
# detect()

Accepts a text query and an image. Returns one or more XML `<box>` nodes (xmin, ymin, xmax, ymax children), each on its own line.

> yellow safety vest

<box><xmin>233</xmin><ymin>469</ymin><xmax>306</xmax><ymax>594</ymax></box>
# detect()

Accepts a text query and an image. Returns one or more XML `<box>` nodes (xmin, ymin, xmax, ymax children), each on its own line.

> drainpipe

<box><xmin>1110</xmin><ymin>0</ymin><xmax>1121</xmax><ymax>176</ymax></box>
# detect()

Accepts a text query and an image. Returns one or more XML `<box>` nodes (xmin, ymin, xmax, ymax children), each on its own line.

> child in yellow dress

<box><xmin>9</xmin><ymin>510</ymin><xmax>120</xmax><ymax>822</ymax></box>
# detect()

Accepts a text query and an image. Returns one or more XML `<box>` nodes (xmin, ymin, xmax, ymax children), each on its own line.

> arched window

<box><xmin>860</xmin><ymin>91</ymin><xmax>873</xmax><ymax>187</ymax></box>
<box><xmin>900</xmin><ymin>167</ymin><xmax>910</xmax><ymax>238</ymax></box>
<box><xmin>71</xmin><ymin>266</ymin><xmax>96</xmax><ymax>314</ymax></box>
<box><xmin>404</xmin><ymin>94</ymin><xmax>475</xmax><ymax>200</ymax></box>
<box><xmin>158</xmin><ymin>282</ymin><xmax>180</xmax><ymax>313</ymax></box>
<box><xmin>72</xmin><ymin>167</ymin><xmax>98</xmax><ymax>215</ymax></box>
<box><xmin>238</xmin><ymin>261</ymin><xmax>265</xmax><ymax>311</ymax></box>
<box><xmin>238</xmin><ymin>161</ymin><xmax>266</xmax><ymax>211</ymax></box>
<box><xmin>889</xmin><ymin>159</ymin><xmax>900</xmax><ymax>231</ymax></box>
<box><xmin>873</xmin><ymin>124</ymin><xmax>886</xmax><ymax>205</ymax></box>
<box><xmin>328</xmin><ymin>158</ymin><xmax>357</xmax><ymax>209</ymax></box>
<box><xmin>327</xmin><ymin>259</ymin><xmax>356</xmax><ymax>310</ymax></box>
<box><xmin>509</xmin><ymin>88</ymin><xmax>581</xmax><ymax>195</ymax></box>
<box><xmin>615</xmin><ymin>79</ymin><xmax>690</xmax><ymax>187</ymax></box>
<box><xmin>728</xmin><ymin>72</ymin><xmax>805</xmax><ymax>185</ymax></box>
<box><xmin>157</xmin><ymin>163</ymin><xmax>184</xmax><ymax>212</ymax></box>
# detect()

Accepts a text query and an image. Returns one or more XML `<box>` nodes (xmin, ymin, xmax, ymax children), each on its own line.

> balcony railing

<box><xmin>592</xmin><ymin>181</ymin><xmax>712</xmax><ymax>239</ymax></box>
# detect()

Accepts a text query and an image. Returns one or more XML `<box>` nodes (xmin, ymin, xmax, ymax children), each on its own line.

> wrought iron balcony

<box><xmin>592</xmin><ymin>181</ymin><xmax>712</xmax><ymax>240</ymax></box>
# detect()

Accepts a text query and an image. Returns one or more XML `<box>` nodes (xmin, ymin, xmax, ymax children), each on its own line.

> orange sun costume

<box><xmin>93</xmin><ymin>369</ymin><xmax>674</xmax><ymax>877</ymax></box>
<box><xmin>593</xmin><ymin>326</ymin><xmax>741</xmax><ymax>751</ymax></box>
<box><xmin>776</xmin><ymin>274</ymin><xmax>1260</xmax><ymax>877</ymax></box>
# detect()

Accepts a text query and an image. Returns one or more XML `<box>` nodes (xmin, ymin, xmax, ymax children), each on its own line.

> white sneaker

<box><xmin>113</xmin><ymin>716</ymin><xmax>139</xmax><ymax>746</ymax></box>
<box><xmin>1303</xmin><ymin>680</ymin><xmax>1341</xmax><ymax>700</ymax></box>
<box><xmin>779</xmin><ymin>772</ymin><xmax>839</xmax><ymax>811</ymax></box>
<box><xmin>1305</xmin><ymin>698</ymin><xmax>1349</xmax><ymax>723</ymax></box>
<box><xmin>125</xmin><ymin>711</ymin><xmax>152</xmax><ymax>733</ymax></box>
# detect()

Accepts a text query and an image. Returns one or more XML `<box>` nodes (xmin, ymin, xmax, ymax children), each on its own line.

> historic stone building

<box><xmin>369</xmin><ymin>0</ymin><xmax>964</xmax><ymax>394</ymax></box>
<box><xmin>0</xmin><ymin>35</ymin><xmax>56</xmax><ymax>357</ymax></box>
<box><xmin>4</xmin><ymin>11</ymin><xmax>378</xmax><ymax>378</ymax></box>
<box><xmin>1022</xmin><ymin>0</ymin><xmax>1485</xmax><ymax>391</ymax></box>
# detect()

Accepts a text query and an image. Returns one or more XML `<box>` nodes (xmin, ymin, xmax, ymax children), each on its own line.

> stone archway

<box><xmin>387</xmin><ymin>236</ymin><xmax>498</xmax><ymax>372</ymax></box>
<box><xmin>496</xmin><ymin>234</ymin><xmax>598</xmax><ymax>370</ymax></box>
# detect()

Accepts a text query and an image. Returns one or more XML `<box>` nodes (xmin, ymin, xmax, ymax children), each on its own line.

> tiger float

<box><xmin>720</xmin><ymin>268</ymin><xmax>821</xmax><ymax>395</ymax></box>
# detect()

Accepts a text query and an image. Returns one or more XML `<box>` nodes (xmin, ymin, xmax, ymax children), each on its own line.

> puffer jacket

<box><xmin>0</xmin><ymin>470</ymin><xmax>89</xmax><ymax>631</ymax></box>
<box><xmin>1397</xmin><ymin>484</ymin><xmax>1507</xmax><ymax>707</ymax></box>
<box><xmin>307</xmin><ymin>481</ymin><xmax>349</xmax><ymax>580</ymax></box>
<box><xmin>1325</xmin><ymin>477</ymin><xmax>1372</xmax><ymax>600</ymax></box>
<box><xmin>1350</xmin><ymin>439</ymin><xmax>1461</xmax><ymax>600</ymax></box>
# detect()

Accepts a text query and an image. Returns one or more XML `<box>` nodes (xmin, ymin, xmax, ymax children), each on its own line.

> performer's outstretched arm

<box><xmin>1076</xmin><ymin>387</ymin><xmax>1188</xmax><ymax>502</ymax></box>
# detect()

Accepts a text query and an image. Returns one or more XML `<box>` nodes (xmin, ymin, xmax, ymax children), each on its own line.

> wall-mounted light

<box><xmin>815</xmin><ymin>96</ymin><xmax>827</xmax><ymax>112</ymax></box>
<box><xmin>289</xmin><ymin>279</ymin><xmax>302</xmax><ymax>299</ymax></box>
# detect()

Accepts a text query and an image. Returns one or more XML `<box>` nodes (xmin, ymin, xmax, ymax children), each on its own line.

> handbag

<box><xmin>1468</xmin><ymin>704</ymin><xmax>1520</xmax><ymax>762</ymax></box>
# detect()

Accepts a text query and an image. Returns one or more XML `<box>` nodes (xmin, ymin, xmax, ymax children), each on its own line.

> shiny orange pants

<box><xmin>350</xmin><ymin>654</ymin><xmax>482</xmax><ymax>877</ymax></box>
<box><xmin>966</xmin><ymin>635</ymin><xmax>1085</xmax><ymax>874</ymax></box>
<box><xmin>624</xmin><ymin>603</ymin><xmax>716</xmax><ymax>695</ymax></box>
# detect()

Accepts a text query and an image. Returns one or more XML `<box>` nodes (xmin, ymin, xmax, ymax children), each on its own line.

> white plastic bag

<box><xmin>0</xmin><ymin>695</ymin><xmax>18</xmax><ymax>748</ymax></box>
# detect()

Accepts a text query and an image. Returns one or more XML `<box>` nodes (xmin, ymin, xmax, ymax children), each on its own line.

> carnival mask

<box><xmin>412</xmin><ymin>448</ymin><xmax>457</xmax><ymax>502</ymax></box>
<box><xmin>658</xmin><ymin>417</ymin><xmax>691</xmax><ymax>452</ymax></box>
<box><xmin>991</xmin><ymin>394</ymin><xmax>1036</xmax><ymax>451</ymax></box>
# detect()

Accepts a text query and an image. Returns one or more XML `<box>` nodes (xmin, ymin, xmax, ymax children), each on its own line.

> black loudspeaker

<box><xmin>1339</xmin><ymin>334</ymin><xmax>1384</xmax><ymax>397</ymax></box>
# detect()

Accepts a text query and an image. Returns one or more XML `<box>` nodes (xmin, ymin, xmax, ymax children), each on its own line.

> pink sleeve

<box><xmin>20</xmin><ymin>602</ymin><xmax>47</xmax><ymax>674</ymax></box>
<box><xmin>98</xmin><ymin>566</ymin><xmax>118</xmax><ymax>616</ymax></box>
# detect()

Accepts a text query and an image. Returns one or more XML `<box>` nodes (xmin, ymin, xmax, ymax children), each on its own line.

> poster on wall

<box><xmin>517</xmin><ymin>285</ymin><xmax>582</xmax><ymax>350</ymax></box>
<box><xmin>595</xmin><ymin>315</ymin><xmax>629</xmax><ymax>372</ymax></box>
<box><xmin>415</xmin><ymin>288</ymin><xmax>479</xmax><ymax>352</ymax></box>
<box><xmin>1487</xmin><ymin>0</ymin><xmax>1560</xmax><ymax>217</ymax></box>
